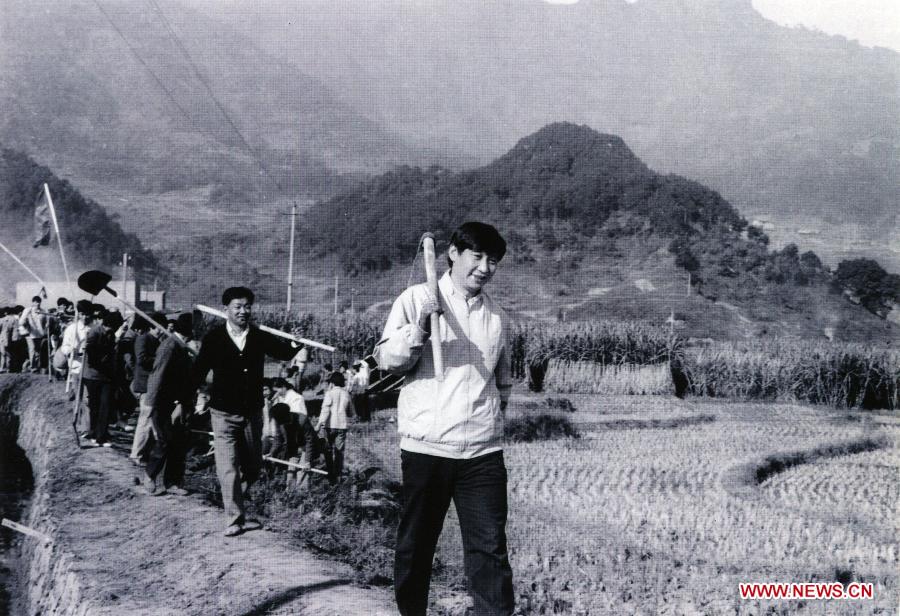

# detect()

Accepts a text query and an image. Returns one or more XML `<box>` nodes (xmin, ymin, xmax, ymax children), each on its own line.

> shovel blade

<box><xmin>77</xmin><ymin>270</ymin><xmax>115</xmax><ymax>296</ymax></box>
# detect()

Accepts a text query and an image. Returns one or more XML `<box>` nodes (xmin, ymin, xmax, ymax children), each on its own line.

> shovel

<box><xmin>77</xmin><ymin>270</ymin><xmax>196</xmax><ymax>356</ymax></box>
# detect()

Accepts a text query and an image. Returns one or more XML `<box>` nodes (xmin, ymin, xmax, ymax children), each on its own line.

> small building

<box><xmin>15</xmin><ymin>280</ymin><xmax>165</xmax><ymax>312</ymax></box>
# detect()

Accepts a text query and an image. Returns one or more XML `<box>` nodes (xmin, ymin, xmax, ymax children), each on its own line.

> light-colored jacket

<box><xmin>317</xmin><ymin>386</ymin><xmax>353</xmax><ymax>431</ymax></box>
<box><xmin>18</xmin><ymin>307</ymin><xmax>46</xmax><ymax>339</ymax></box>
<box><xmin>374</xmin><ymin>271</ymin><xmax>511</xmax><ymax>459</ymax></box>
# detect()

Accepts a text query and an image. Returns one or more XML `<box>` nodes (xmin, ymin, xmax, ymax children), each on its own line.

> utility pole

<box><xmin>286</xmin><ymin>201</ymin><xmax>297</xmax><ymax>313</ymax></box>
<box><xmin>333</xmin><ymin>274</ymin><xmax>338</xmax><ymax>315</ymax></box>
<box><xmin>121</xmin><ymin>252</ymin><xmax>128</xmax><ymax>303</ymax></box>
<box><xmin>687</xmin><ymin>272</ymin><xmax>691</xmax><ymax>297</ymax></box>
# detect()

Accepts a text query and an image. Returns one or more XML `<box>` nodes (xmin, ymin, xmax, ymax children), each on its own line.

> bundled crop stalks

<box><xmin>683</xmin><ymin>340</ymin><xmax>900</xmax><ymax>410</ymax></box>
<box><xmin>543</xmin><ymin>360</ymin><xmax>674</xmax><ymax>395</ymax></box>
<box><xmin>512</xmin><ymin>319</ymin><xmax>676</xmax><ymax>391</ymax></box>
<box><xmin>505</xmin><ymin>413</ymin><xmax>580</xmax><ymax>443</ymax></box>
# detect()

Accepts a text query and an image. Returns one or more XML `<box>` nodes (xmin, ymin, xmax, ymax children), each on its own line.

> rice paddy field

<box><xmin>357</xmin><ymin>393</ymin><xmax>899</xmax><ymax>615</ymax></box>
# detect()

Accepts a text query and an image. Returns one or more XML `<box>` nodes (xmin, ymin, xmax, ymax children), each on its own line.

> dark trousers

<box><xmin>146</xmin><ymin>404</ymin><xmax>189</xmax><ymax>488</ymax></box>
<box><xmin>83</xmin><ymin>379</ymin><xmax>113</xmax><ymax>443</ymax></box>
<box><xmin>294</xmin><ymin>414</ymin><xmax>317</xmax><ymax>465</ymax></box>
<box><xmin>353</xmin><ymin>393</ymin><xmax>370</xmax><ymax>422</ymax></box>
<box><xmin>322</xmin><ymin>428</ymin><xmax>346</xmax><ymax>482</ymax></box>
<box><xmin>395</xmin><ymin>450</ymin><xmax>514</xmax><ymax>616</ymax></box>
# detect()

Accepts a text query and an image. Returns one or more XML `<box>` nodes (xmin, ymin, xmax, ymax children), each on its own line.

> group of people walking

<box><xmin>3</xmin><ymin>220</ymin><xmax>519</xmax><ymax>614</ymax></box>
<box><xmin>0</xmin><ymin>295</ymin><xmax>73</xmax><ymax>375</ymax></box>
<box><xmin>55</xmin><ymin>285</ymin><xmax>362</xmax><ymax>536</ymax></box>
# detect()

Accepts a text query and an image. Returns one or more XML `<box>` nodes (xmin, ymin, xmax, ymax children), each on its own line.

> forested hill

<box><xmin>0</xmin><ymin>147</ymin><xmax>159</xmax><ymax>297</ymax></box>
<box><xmin>304</xmin><ymin>123</ymin><xmax>898</xmax><ymax>342</ymax></box>
<box><xmin>307</xmin><ymin>123</ymin><xmax>757</xmax><ymax>272</ymax></box>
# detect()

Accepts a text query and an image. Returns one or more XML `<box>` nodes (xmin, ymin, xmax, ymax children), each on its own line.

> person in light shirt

<box><xmin>374</xmin><ymin>221</ymin><xmax>514</xmax><ymax>616</ymax></box>
<box><xmin>272</xmin><ymin>377</ymin><xmax>316</xmax><ymax>468</ymax></box>
<box><xmin>350</xmin><ymin>358</ymin><xmax>372</xmax><ymax>421</ymax></box>
<box><xmin>315</xmin><ymin>371</ymin><xmax>354</xmax><ymax>483</ymax></box>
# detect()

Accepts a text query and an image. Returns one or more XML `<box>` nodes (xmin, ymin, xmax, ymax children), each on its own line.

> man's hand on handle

<box><xmin>416</xmin><ymin>290</ymin><xmax>442</xmax><ymax>337</ymax></box>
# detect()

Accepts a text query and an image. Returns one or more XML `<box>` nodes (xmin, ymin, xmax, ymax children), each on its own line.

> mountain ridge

<box><xmin>298</xmin><ymin>122</ymin><xmax>897</xmax><ymax>343</ymax></box>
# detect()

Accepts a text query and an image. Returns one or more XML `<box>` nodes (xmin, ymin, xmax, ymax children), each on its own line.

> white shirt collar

<box><xmin>440</xmin><ymin>271</ymin><xmax>484</xmax><ymax>307</ymax></box>
<box><xmin>226</xmin><ymin>321</ymin><xmax>249</xmax><ymax>350</ymax></box>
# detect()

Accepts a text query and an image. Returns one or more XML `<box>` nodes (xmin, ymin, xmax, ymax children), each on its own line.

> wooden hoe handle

<box><xmin>422</xmin><ymin>233</ymin><xmax>443</xmax><ymax>381</ymax></box>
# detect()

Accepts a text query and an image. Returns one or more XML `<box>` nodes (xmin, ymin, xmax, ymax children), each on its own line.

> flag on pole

<box><xmin>33</xmin><ymin>187</ymin><xmax>52</xmax><ymax>247</ymax></box>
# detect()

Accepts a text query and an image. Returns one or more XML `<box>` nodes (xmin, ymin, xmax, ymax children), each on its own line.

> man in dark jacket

<box><xmin>129</xmin><ymin>313</ymin><xmax>167</xmax><ymax>463</ymax></box>
<box><xmin>82</xmin><ymin>311</ymin><xmax>118</xmax><ymax>447</ymax></box>
<box><xmin>143</xmin><ymin>313</ymin><xmax>195</xmax><ymax>496</ymax></box>
<box><xmin>193</xmin><ymin>287</ymin><xmax>299</xmax><ymax>536</ymax></box>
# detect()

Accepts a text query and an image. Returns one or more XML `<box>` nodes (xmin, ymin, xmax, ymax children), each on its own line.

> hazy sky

<box><xmin>544</xmin><ymin>0</ymin><xmax>900</xmax><ymax>53</ymax></box>
<box><xmin>752</xmin><ymin>0</ymin><xmax>900</xmax><ymax>52</ymax></box>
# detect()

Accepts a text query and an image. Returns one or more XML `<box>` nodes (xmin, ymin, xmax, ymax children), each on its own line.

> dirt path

<box><xmin>4</xmin><ymin>375</ymin><xmax>394</xmax><ymax>615</ymax></box>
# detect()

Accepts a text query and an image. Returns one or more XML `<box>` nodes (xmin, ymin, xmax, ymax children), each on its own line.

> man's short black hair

<box><xmin>222</xmin><ymin>286</ymin><xmax>255</xmax><ymax>306</ymax></box>
<box><xmin>131</xmin><ymin>315</ymin><xmax>150</xmax><ymax>332</ymax></box>
<box><xmin>447</xmin><ymin>222</ymin><xmax>506</xmax><ymax>268</ymax></box>
<box><xmin>174</xmin><ymin>313</ymin><xmax>193</xmax><ymax>337</ymax></box>
<box><xmin>338</xmin><ymin>360</ymin><xmax>348</xmax><ymax>369</ymax></box>
<box><xmin>57</xmin><ymin>297</ymin><xmax>71</xmax><ymax>307</ymax></box>
<box><xmin>76</xmin><ymin>299</ymin><xmax>92</xmax><ymax>314</ymax></box>
<box><xmin>31</xmin><ymin>295</ymin><xmax>42</xmax><ymax>303</ymax></box>
<box><xmin>328</xmin><ymin>372</ymin><xmax>345</xmax><ymax>387</ymax></box>
<box><xmin>103</xmin><ymin>311</ymin><xmax>123</xmax><ymax>329</ymax></box>
<box><xmin>272</xmin><ymin>377</ymin><xmax>290</xmax><ymax>389</ymax></box>
<box><xmin>150</xmin><ymin>311</ymin><xmax>168</xmax><ymax>326</ymax></box>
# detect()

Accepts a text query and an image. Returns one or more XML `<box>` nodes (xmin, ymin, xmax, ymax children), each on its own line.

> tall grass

<box><xmin>195</xmin><ymin>309</ymin><xmax>900</xmax><ymax>409</ymax></box>
<box><xmin>682</xmin><ymin>341</ymin><xmax>900</xmax><ymax>410</ymax></box>
<box><xmin>543</xmin><ymin>360</ymin><xmax>674</xmax><ymax>395</ymax></box>
<box><xmin>510</xmin><ymin>320</ymin><xmax>675</xmax><ymax>390</ymax></box>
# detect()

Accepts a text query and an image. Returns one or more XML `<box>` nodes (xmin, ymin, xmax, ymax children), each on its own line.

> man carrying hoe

<box><xmin>375</xmin><ymin>222</ymin><xmax>515</xmax><ymax>616</ymax></box>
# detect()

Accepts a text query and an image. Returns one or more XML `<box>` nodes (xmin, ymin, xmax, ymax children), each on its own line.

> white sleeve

<box><xmin>372</xmin><ymin>288</ymin><xmax>428</xmax><ymax>373</ymax></box>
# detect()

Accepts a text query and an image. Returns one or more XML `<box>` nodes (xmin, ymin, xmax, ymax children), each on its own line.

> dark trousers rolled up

<box><xmin>352</xmin><ymin>393</ymin><xmax>370</xmax><ymax>422</ymax></box>
<box><xmin>83</xmin><ymin>378</ymin><xmax>113</xmax><ymax>444</ymax></box>
<box><xmin>395</xmin><ymin>450</ymin><xmax>514</xmax><ymax>616</ymax></box>
<box><xmin>146</xmin><ymin>404</ymin><xmax>189</xmax><ymax>489</ymax></box>
<box><xmin>294</xmin><ymin>414</ymin><xmax>317</xmax><ymax>465</ymax></box>
<box><xmin>322</xmin><ymin>428</ymin><xmax>346</xmax><ymax>483</ymax></box>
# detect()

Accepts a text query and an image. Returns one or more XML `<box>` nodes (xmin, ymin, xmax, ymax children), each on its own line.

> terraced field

<box><xmin>364</xmin><ymin>395</ymin><xmax>899</xmax><ymax>615</ymax></box>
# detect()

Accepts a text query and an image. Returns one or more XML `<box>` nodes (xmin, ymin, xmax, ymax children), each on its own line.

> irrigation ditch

<box><xmin>0</xmin><ymin>378</ymin><xmax>34</xmax><ymax>616</ymax></box>
<box><xmin>0</xmin><ymin>374</ymin><xmax>394</xmax><ymax>616</ymax></box>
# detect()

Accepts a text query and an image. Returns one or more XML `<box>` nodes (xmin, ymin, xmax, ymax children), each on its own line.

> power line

<box><xmin>89</xmin><ymin>0</ymin><xmax>195</xmax><ymax>130</ymax></box>
<box><xmin>91</xmin><ymin>0</ymin><xmax>287</xmax><ymax>197</ymax></box>
<box><xmin>144</xmin><ymin>0</ymin><xmax>284</xmax><ymax>192</ymax></box>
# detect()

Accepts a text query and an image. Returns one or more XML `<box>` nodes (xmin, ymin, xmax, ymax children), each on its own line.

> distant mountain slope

<box><xmin>0</xmin><ymin>0</ymin><xmax>433</xmax><ymax>204</ymax></box>
<box><xmin>222</xmin><ymin>0</ymin><xmax>899</xmax><ymax>239</ymax></box>
<box><xmin>0</xmin><ymin>147</ymin><xmax>159</xmax><ymax>299</ymax></box>
<box><xmin>301</xmin><ymin>123</ymin><xmax>898</xmax><ymax>343</ymax></box>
